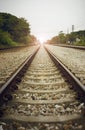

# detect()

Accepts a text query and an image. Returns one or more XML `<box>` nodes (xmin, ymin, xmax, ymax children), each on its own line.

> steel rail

<box><xmin>49</xmin><ymin>44</ymin><xmax>85</xmax><ymax>50</ymax></box>
<box><xmin>0</xmin><ymin>45</ymin><xmax>35</xmax><ymax>50</ymax></box>
<box><xmin>0</xmin><ymin>46</ymin><xmax>40</xmax><ymax>99</ymax></box>
<box><xmin>45</xmin><ymin>46</ymin><xmax>85</xmax><ymax>101</ymax></box>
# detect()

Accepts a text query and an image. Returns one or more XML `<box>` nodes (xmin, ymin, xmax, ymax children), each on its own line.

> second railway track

<box><xmin>0</xmin><ymin>46</ymin><xmax>85</xmax><ymax>130</ymax></box>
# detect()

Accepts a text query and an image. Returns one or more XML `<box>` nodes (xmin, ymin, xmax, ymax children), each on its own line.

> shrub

<box><xmin>0</xmin><ymin>30</ymin><xmax>17</xmax><ymax>46</ymax></box>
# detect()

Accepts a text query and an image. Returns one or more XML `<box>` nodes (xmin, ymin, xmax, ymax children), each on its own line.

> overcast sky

<box><xmin>0</xmin><ymin>0</ymin><xmax>85</xmax><ymax>42</ymax></box>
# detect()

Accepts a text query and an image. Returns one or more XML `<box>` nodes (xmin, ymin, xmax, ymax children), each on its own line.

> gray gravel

<box><xmin>0</xmin><ymin>121</ymin><xmax>84</xmax><ymax>130</ymax></box>
<box><xmin>45</xmin><ymin>45</ymin><xmax>85</xmax><ymax>85</ymax></box>
<box><xmin>0</xmin><ymin>46</ymin><xmax>38</xmax><ymax>88</ymax></box>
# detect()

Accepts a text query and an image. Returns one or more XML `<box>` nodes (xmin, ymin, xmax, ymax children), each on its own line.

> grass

<box><xmin>74</xmin><ymin>41</ymin><xmax>85</xmax><ymax>46</ymax></box>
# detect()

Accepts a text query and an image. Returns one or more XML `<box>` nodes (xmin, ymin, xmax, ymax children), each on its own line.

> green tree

<box><xmin>0</xmin><ymin>13</ymin><xmax>30</xmax><ymax>45</ymax></box>
<box><xmin>12</xmin><ymin>18</ymin><xmax>30</xmax><ymax>42</ymax></box>
<box><xmin>58</xmin><ymin>31</ymin><xmax>66</xmax><ymax>44</ymax></box>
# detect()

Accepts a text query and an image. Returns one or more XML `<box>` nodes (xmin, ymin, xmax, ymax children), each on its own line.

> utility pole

<box><xmin>72</xmin><ymin>25</ymin><xmax>74</xmax><ymax>32</ymax></box>
<box><xmin>67</xmin><ymin>28</ymin><xmax>69</xmax><ymax>34</ymax></box>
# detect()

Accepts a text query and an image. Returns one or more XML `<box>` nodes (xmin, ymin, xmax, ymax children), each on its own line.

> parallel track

<box><xmin>0</xmin><ymin>46</ymin><xmax>85</xmax><ymax>130</ymax></box>
<box><xmin>51</xmin><ymin>44</ymin><xmax>85</xmax><ymax>50</ymax></box>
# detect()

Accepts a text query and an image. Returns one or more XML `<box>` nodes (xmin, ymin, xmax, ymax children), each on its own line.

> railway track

<box><xmin>45</xmin><ymin>45</ymin><xmax>85</xmax><ymax>86</ymax></box>
<box><xmin>0</xmin><ymin>46</ymin><xmax>85</xmax><ymax>130</ymax></box>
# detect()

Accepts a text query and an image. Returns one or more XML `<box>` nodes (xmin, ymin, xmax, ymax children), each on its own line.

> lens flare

<box><xmin>37</xmin><ymin>35</ymin><xmax>47</xmax><ymax>44</ymax></box>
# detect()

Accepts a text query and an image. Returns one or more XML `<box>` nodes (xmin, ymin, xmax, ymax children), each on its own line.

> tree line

<box><xmin>46</xmin><ymin>30</ymin><xmax>85</xmax><ymax>46</ymax></box>
<box><xmin>0</xmin><ymin>12</ymin><xmax>37</xmax><ymax>47</ymax></box>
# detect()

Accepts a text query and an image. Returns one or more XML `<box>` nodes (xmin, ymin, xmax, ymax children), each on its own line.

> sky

<box><xmin>0</xmin><ymin>0</ymin><xmax>85</xmax><ymax>42</ymax></box>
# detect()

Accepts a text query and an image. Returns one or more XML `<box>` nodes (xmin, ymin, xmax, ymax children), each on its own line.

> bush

<box><xmin>0</xmin><ymin>30</ymin><xmax>17</xmax><ymax>46</ymax></box>
<box><xmin>74</xmin><ymin>41</ymin><xmax>85</xmax><ymax>46</ymax></box>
